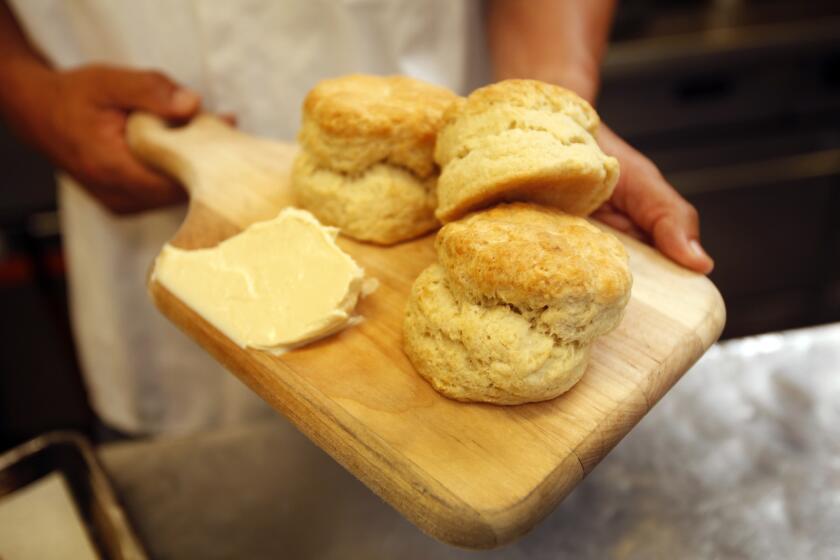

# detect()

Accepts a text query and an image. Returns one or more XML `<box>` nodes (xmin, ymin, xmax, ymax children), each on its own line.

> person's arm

<box><xmin>0</xmin><ymin>1</ymin><xmax>200</xmax><ymax>214</ymax></box>
<box><xmin>487</xmin><ymin>0</ymin><xmax>714</xmax><ymax>274</ymax></box>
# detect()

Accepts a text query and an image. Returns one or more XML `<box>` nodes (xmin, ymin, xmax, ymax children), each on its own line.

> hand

<box><xmin>593</xmin><ymin>125</ymin><xmax>715</xmax><ymax>274</ymax></box>
<box><xmin>7</xmin><ymin>64</ymin><xmax>201</xmax><ymax>214</ymax></box>
<box><xmin>484</xmin><ymin>0</ymin><xmax>712</xmax><ymax>273</ymax></box>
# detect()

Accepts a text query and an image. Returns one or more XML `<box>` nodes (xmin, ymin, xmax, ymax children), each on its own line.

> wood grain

<box><xmin>128</xmin><ymin>113</ymin><xmax>726</xmax><ymax>549</ymax></box>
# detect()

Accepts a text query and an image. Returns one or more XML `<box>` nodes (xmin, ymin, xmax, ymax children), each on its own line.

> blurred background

<box><xmin>1</xmin><ymin>0</ymin><xmax>839</xmax><ymax>467</ymax></box>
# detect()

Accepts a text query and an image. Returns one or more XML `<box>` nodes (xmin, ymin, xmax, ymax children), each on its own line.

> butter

<box><xmin>152</xmin><ymin>208</ymin><xmax>375</xmax><ymax>354</ymax></box>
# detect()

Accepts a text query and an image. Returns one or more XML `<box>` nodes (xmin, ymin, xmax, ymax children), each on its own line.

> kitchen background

<box><xmin>1</xmin><ymin>0</ymin><xmax>839</xmax><ymax>448</ymax></box>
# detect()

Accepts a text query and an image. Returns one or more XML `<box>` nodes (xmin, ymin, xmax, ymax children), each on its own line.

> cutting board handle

<box><xmin>126</xmin><ymin>112</ymin><xmax>300</xmax><ymax>248</ymax></box>
<box><xmin>126</xmin><ymin>113</ymin><xmax>226</xmax><ymax>196</ymax></box>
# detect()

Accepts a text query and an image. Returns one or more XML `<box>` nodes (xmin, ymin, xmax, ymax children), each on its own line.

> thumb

<box><xmin>650</xmin><ymin>214</ymin><xmax>715</xmax><ymax>274</ymax></box>
<box><xmin>599</xmin><ymin>126</ymin><xmax>714</xmax><ymax>274</ymax></box>
<box><xmin>99</xmin><ymin>68</ymin><xmax>201</xmax><ymax>120</ymax></box>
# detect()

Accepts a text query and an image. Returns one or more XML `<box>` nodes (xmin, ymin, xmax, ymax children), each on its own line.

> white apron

<box><xmin>9</xmin><ymin>0</ymin><xmax>489</xmax><ymax>434</ymax></box>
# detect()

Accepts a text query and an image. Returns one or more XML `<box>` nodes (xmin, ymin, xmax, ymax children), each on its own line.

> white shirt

<box><xmin>9</xmin><ymin>0</ymin><xmax>489</xmax><ymax>434</ymax></box>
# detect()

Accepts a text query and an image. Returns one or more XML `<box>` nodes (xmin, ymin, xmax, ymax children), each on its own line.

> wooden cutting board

<box><xmin>127</xmin><ymin>113</ymin><xmax>726</xmax><ymax>549</ymax></box>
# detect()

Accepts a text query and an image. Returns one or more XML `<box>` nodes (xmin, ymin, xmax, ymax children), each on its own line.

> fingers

<box><xmin>83</xmin><ymin>154</ymin><xmax>186</xmax><ymax>214</ymax></box>
<box><xmin>103</xmin><ymin>141</ymin><xmax>187</xmax><ymax>213</ymax></box>
<box><xmin>88</xmin><ymin>154</ymin><xmax>186</xmax><ymax>214</ymax></box>
<box><xmin>115</xmin><ymin>148</ymin><xmax>185</xmax><ymax>200</ymax></box>
<box><xmin>649</xmin><ymin>211</ymin><xmax>714</xmax><ymax>274</ymax></box>
<box><xmin>624</xmin><ymin>172</ymin><xmax>714</xmax><ymax>274</ymax></box>
<box><xmin>591</xmin><ymin>203</ymin><xmax>648</xmax><ymax>241</ymax></box>
<box><xmin>599</xmin><ymin>126</ymin><xmax>714</xmax><ymax>274</ymax></box>
<box><xmin>74</xmin><ymin>111</ymin><xmax>187</xmax><ymax>214</ymax></box>
<box><xmin>95</xmin><ymin>66</ymin><xmax>201</xmax><ymax>120</ymax></box>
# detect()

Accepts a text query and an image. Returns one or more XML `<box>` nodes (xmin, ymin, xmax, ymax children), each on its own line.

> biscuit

<box><xmin>403</xmin><ymin>265</ymin><xmax>591</xmax><ymax>405</ymax></box>
<box><xmin>300</xmin><ymin>75</ymin><xmax>456</xmax><ymax>178</ymax></box>
<box><xmin>434</xmin><ymin>80</ymin><xmax>619</xmax><ymax>223</ymax></box>
<box><xmin>436</xmin><ymin>203</ymin><xmax>632</xmax><ymax>343</ymax></box>
<box><xmin>293</xmin><ymin>74</ymin><xmax>458</xmax><ymax>244</ymax></box>
<box><xmin>292</xmin><ymin>152</ymin><xmax>437</xmax><ymax>245</ymax></box>
<box><xmin>403</xmin><ymin>203</ymin><xmax>632</xmax><ymax>405</ymax></box>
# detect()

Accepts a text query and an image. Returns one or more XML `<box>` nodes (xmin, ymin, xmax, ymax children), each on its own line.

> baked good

<box><xmin>436</xmin><ymin>202</ymin><xmax>631</xmax><ymax>343</ymax></box>
<box><xmin>292</xmin><ymin>152</ymin><xmax>437</xmax><ymax>244</ymax></box>
<box><xmin>404</xmin><ymin>264</ymin><xmax>592</xmax><ymax>404</ymax></box>
<box><xmin>434</xmin><ymin>80</ymin><xmax>620</xmax><ymax>223</ymax></box>
<box><xmin>403</xmin><ymin>203</ymin><xmax>632</xmax><ymax>405</ymax></box>
<box><xmin>292</xmin><ymin>74</ymin><xmax>458</xmax><ymax>244</ymax></box>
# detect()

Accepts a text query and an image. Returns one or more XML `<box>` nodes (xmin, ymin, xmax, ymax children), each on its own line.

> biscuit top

<box><xmin>439</xmin><ymin>79</ymin><xmax>599</xmax><ymax>136</ymax></box>
<box><xmin>436</xmin><ymin>203</ymin><xmax>631</xmax><ymax>312</ymax></box>
<box><xmin>303</xmin><ymin>75</ymin><xmax>457</xmax><ymax>137</ymax></box>
<box><xmin>434</xmin><ymin>79</ymin><xmax>609</xmax><ymax>177</ymax></box>
<box><xmin>299</xmin><ymin>75</ymin><xmax>458</xmax><ymax>177</ymax></box>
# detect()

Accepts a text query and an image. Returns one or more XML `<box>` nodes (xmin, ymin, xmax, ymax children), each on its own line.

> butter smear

<box><xmin>153</xmin><ymin>208</ymin><xmax>375</xmax><ymax>354</ymax></box>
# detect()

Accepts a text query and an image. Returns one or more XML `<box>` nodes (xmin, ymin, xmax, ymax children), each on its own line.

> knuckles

<box><xmin>29</xmin><ymin>64</ymin><xmax>182</xmax><ymax>214</ymax></box>
<box><xmin>67</xmin><ymin>64</ymin><xmax>175</xmax><ymax>105</ymax></box>
<box><xmin>131</xmin><ymin>70</ymin><xmax>174</xmax><ymax>98</ymax></box>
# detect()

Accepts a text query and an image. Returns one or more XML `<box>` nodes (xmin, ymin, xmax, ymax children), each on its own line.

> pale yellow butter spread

<box><xmin>152</xmin><ymin>208</ymin><xmax>375</xmax><ymax>354</ymax></box>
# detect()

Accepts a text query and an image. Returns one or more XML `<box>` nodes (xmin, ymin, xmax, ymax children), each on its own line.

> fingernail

<box><xmin>690</xmin><ymin>239</ymin><xmax>714</xmax><ymax>271</ymax></box>
<box><xmin>689</xmin><ymin>239</ymin><xmax>707</xmax><ymax>259</ymax></box>
<box><xmin>171</xmin><ymin>88</ymin><xmax>200</xmax><ymax>113</ymax></box>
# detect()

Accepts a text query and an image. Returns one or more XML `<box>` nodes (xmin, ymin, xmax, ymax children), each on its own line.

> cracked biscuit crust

<box><xmin>403</xmin><ymin>203</ymin><xmax>632</xmax><ymax>405</ymax></box>
<box><xmin>403</xmin><ymin>264</ymin><xmax>591</xmax><ymax>405</ymax></box>
<box><xmin>291</xmin><ymin>152</ymin><xmax>438</xmax><ymax>245</ymax></box>
<box><xmin>434</xmin><ymin>79</ymin><xmax>619</xmax><ymax>223</ymax></box>
<box><xmin>299</xmin><ymin>74</ymin><xmax>459</xmax><ymax>179</ymax></box>
<box><xmin>294</xmin><ymin>74</ymin><xmax>457</xmax><ymax>244</ymax></box>
<box><xmin>436</xmin><ymin>203</ymin><xmax>632</xmax><ymax>343</ymax></box>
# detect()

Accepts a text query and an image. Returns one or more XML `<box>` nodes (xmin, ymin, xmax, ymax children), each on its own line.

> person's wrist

<box><xmin>494</xmin><ymin>56</ymin><xmax>600</xmax><ymax>105</ymax></box>
<box><xmin>0</xmin><ymin>54</ymin><xmax>54</xmax><ymax>101</ymax></box>
<box><xmin>0</xmin><ymin>59</ymin><xmax>59</xmax><ymax>148</ymax></box>
<box><xmin>547</xmin><ymin>69</ymin><xmax>599</xmax><ymax>105</ymax></box>
<box><xmin>536</xmin><ymin>54</ymin><xmax>600</xmax><ymax>104</ymax></box>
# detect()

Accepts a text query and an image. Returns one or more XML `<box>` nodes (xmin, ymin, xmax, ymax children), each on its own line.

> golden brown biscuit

<box><xmin>293</xmin><ymin>74</ymin><xmax>458</xmax><ymax>244</ymax></box>
<box><xmin>436</xmin><ymin>203</ymin><xmax>632</xmax><ymax>343</ymax></box>
<box><xmin>299</xmin><ymin>74</ymin><xmax>458</xmax><ymax>178</ymax></box>
<box><xmin>434</xmin><ymin>80</ymin><xmax>619</xmax><ymax>223</ymax></box>
<box><xmin>291</xmin><ymin>152</ymin><xmax>437</xmax><ymax>245</ymax></box>
<box><xmin>403</xmin><ymin>203</ymin><xmax>632</xmax><ymax>405</ymax></box>
<box><xmin>403</xmin><ymin>264</ymin><xmax>590</xmax><ymax>405</ymax></box>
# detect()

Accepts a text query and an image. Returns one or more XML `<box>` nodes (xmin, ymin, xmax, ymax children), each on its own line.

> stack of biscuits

<box><xmin>292</xmin><ymin>74</ymin><xmax>457</xmax><ymax>244</ymax></box>
<box><xmin>292</xmin><ymin>77</ymin><xmax>632</xmax><ymax>405</ymax></box>
<box><xmin>404</xmin><ymin>80</ymin><xmax>631</xmax><ymax>405</ymax></box>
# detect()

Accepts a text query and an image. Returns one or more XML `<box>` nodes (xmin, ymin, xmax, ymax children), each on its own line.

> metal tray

<box><xmin>0</xmin><ymin>431</ymin><xmax>147</xmax><ymax>560</ymax></box>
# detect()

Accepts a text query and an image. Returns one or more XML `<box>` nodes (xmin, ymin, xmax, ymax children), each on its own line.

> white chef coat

<box><xmin>9</xmin><ymin>0</ymin><xmax>490</xmax><ymax>434</ymax></box>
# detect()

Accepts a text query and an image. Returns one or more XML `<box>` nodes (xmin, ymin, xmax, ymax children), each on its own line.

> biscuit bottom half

<box><xmin>403</xmin><ymin>264</ymin><xmax>591</xmax><ymax>405</ymax></box>
<box><xmin>292</xmin><ymin>151</ymin><xmax>439</xmax><ymax>245</ymax></box>
<box><xmin>435</xmin><ymin>126</ymin><xmax>619</xmax><ymax>223</ymax></box>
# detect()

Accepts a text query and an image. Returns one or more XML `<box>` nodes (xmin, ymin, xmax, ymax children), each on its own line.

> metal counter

<box><xmin>99</xmin><ymin>324</ymin><xmax>840</xmax><ymax>559</ymax></box>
